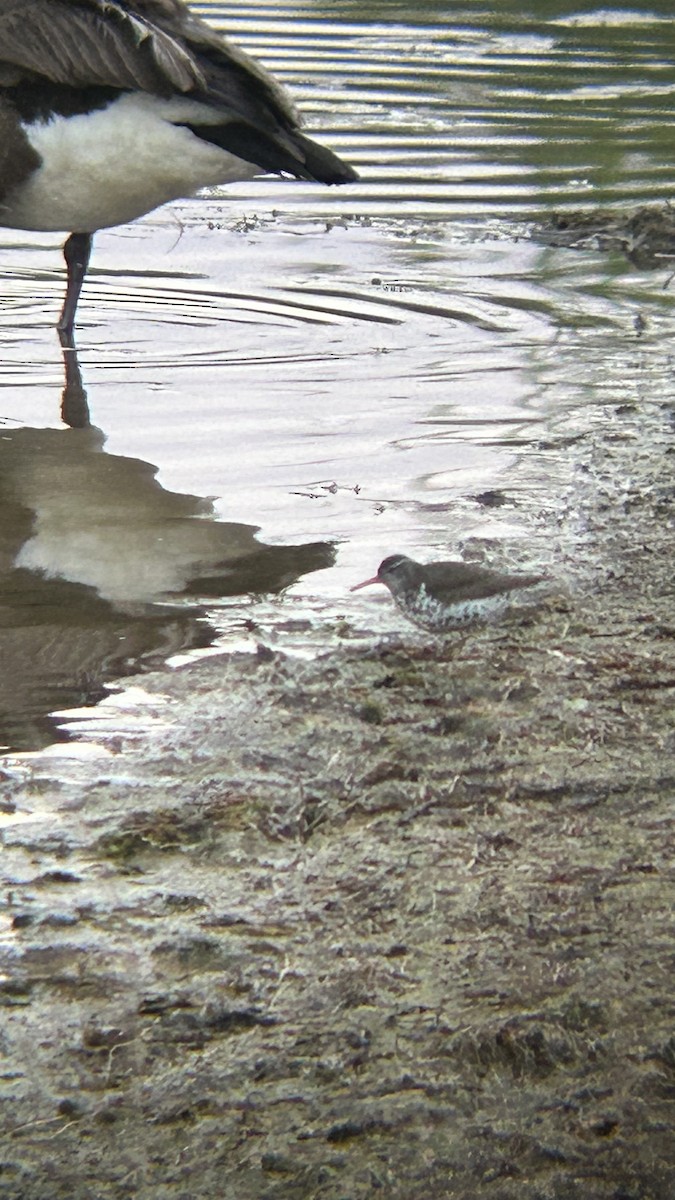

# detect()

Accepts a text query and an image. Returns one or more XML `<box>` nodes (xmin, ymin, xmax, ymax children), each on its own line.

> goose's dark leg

<box><xmin>58</xmin><ymin>232</ymin><xmax>92</xmax><ymax>334</ymax></box>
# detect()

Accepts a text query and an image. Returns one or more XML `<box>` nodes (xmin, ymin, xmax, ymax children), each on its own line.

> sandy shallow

<box><xmin>1</xmin><ymin>394</ymin><xmax>673</xmax><ymax>1199</ymax></box>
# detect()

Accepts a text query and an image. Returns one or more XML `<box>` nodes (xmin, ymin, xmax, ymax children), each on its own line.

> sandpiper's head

<box><xmin>351</xmin><ymin>554</ymin><xmax>422</xmax><ymax>594</ymax></box>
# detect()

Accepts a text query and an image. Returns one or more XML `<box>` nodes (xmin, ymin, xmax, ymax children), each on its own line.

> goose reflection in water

<box><xmin>0</xmin><ymin>417</ymin><xmax>334</xmax><ymax>751</ymax></box>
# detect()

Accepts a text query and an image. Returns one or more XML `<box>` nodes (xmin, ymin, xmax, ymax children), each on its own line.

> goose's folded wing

<box><xmin>0</xmin><ymin>0</ymin><xmax>204</xmax><ymax>94</ymax></box>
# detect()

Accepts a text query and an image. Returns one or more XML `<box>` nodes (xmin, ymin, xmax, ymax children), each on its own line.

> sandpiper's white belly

<box><xmin>0</xmin><ymin>93</ymin><xmax>260</xmax><ymax>233</ymax></box>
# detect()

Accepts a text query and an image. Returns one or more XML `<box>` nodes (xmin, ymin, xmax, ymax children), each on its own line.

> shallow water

<box><xmin>1</xmin><ymin>0</ymin><xmax>674</xmax><ymax>749</ymax></box>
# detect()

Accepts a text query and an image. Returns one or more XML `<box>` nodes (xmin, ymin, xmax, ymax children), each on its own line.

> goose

<box><xmin>0</xmin><ymin>0</ymin><xmax>358</xmax><ymax>334</ymax></box>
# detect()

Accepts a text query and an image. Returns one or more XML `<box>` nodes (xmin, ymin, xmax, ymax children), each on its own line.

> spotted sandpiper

<box><xmin>351</xmin><ymin>553</ymin><xmax>546</xmax><ymax>632</ymax></box>
<box><xmin>0</xmin><ymin>0</ymin><xmax>358</xmax><ymax>335</ymax></box>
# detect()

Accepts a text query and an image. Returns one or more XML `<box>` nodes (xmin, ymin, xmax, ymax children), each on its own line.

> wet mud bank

<box><xmin>540</xmin><ymin>202</ymin><xmax>675</xmax><ymax>271</ymax></box>
<box><xmin>1</xmin><ymin>399</ymin><xmax>674</xmax><ymax>1200</ymax></box>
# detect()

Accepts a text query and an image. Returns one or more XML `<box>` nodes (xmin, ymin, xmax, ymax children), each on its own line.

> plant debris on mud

<box><xmin>539</xmin><ymin>202</ymin><xmax>675</xmax><ymax>272</ymax></box>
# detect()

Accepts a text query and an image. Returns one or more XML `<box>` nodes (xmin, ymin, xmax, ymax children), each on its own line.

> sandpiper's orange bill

<box><xmin>350</xmin><ymin>575</ymin><xmax>383</xmax><ymax>591</ymax></box>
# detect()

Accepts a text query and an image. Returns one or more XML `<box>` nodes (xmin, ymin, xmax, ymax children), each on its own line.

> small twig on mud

<box><xmin>105</xmin><ymin>1039</ymin><xmax>138</xmax><ymax>1084</ymax></box>
<box><xmin>267</xmin><ymin>957</ymin><xmax>306</xmax><ymax>1010</ymax></box>
<box><xmin>44</xmin><ymin>1120</ymin><xmax>80</xmax><ymax>1140</ymax></box>
<box><xmin>10</xmin><ymin>1115</ymin><xmax>67</xmax><ymax>1137</ymax></box>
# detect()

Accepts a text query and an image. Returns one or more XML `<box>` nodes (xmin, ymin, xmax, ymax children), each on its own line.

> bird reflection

<box><xmin>0</xmin><ymin>399</ymin><xmax>334</xmax><ymax>751</ymax></box>
<box><xmin>58</xmin><ymin>329</ymin><xmax>90</xmax><ymax>429</ymax></box>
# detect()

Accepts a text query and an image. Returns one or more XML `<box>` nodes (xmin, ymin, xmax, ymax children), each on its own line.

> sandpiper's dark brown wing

<box><xmin>425</xmin><ymin>561</ymin><xmax>545</xmax><ymax>604</ymax></box>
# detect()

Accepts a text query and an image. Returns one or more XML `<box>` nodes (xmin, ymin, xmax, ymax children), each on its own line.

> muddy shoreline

<box><xmin>1</xmin><ymin>395</ymin><xmax>674</xmax><ymax>1199</ymax></box>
